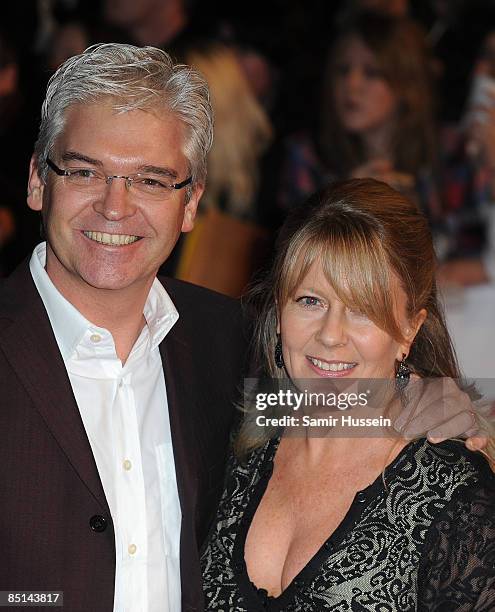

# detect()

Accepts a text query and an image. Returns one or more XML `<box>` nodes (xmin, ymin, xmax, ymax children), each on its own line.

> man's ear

<box><xmin>27</xmin><ymin>156</ymin><xmax>45</xmax><ymax>212</ymax></box>
<box><xmin>396</xmin><ymin>308</ymin><xmax>427</xmax><ymax>361</ymax></box>
<box><xmin>181</xmin><ymin>183</ymin><xmax>204</xmax><ymax>233</ymax></box>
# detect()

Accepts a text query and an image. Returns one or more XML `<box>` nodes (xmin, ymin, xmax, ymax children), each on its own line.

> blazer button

<box><xmin>89</xmin><ymin>514</ymin><xmax>107</xmax><ymax>532</ymax></box>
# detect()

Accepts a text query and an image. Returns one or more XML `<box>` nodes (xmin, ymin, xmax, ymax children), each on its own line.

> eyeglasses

<box><xmin>46</xmin><ymin>158</ymin><xmax>192</xmax><ymax>201</ymax></box>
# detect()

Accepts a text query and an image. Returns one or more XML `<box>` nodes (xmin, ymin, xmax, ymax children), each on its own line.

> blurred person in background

<box><xmin>185</xmin><ymin>43</ymin><xmax>272</xmax><ymax>220</ymax></box>
<box><xmin>47</xmin><ymin>21</ymin><xmax>89</xmax><ymax>70</ymax></box>
<box><xmin>176</xmin><ymin>42</ymin><xmax>273</xmax><ymax>297</ymax></box>
<box><xmin>0</xmin><ymin>33</ymin><xmax>18</xmax><ymax>261</ymax></box>
<box><xmin>102</xmin><ymin>0</ymin><xmax>210</xmax><ymax>59</ymax></box>
<box><xmin>338</xmin><ymin>0</ymin><xmax>495</xmax><ymax>122</ymax></box>
<box><xmin>36</xmin><ymin>0</ymin><xmax>125</xmax><ymax>72</ymax></box>
<box><xmin>279</xmin><ymin>9</ymin><xmax>495</xmax><ymax>278</ymax></box>
<box><xmin>104</xmin><ymin>0</ymin><xmax>188</xmax><ymax>47</ymax></box>
<box><xmin>320</xmin><ymin>12</ymin><xmax>436</xmax><ymax>201</ymax></box>
<box><xmin>438</xmin><ymin>30</ymin><xmax>495</xmax><ymax>385</ymax></box>
<box><xmin>338</xmin><ymin>0</ymin><xmax>409</xmax><ymax>19</ymax></box>
<box><xmin>438</xmin><ymin>29</ymin><xmax>495</xmax><ymax>287</ymax></box>
<box><xmin>279</xmin><ymin>12</ymin><xmax>444</xmax><ymax>247</ymax></box>
<box><xmin>0</xmin><ymin>28</ymin><xmax>39</xmax><ymax>276</ymax></box>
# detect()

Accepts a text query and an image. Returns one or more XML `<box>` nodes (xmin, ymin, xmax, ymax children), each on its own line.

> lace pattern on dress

<box><xmin>201</xmin><ymin>439</ymin><xmax>495</xmax><ymax>611</ymax></box>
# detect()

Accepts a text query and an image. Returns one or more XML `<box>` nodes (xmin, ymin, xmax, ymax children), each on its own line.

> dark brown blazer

<box><xmin>0</xmin><ymin>260</ymin><xmax>247</xmax><ymax>612</ymax></box>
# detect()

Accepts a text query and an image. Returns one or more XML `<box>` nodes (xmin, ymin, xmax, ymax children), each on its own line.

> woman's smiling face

<box><xmin>278</xmin><ymin>260</ymin><xmax>424</xmax><ymax>381</ymax></box>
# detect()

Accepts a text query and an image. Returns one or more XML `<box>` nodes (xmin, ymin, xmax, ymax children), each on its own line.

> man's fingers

<box><xmin>425</xmin><ymin>410</ymin><xmax>478</xmax><ymax>442</ymax></box>
<box><xmin>395</xmin><ymin>378</ymin><xmax>476</xmax><ymax>436</ymax></box>
<box><xmin>464</xmin><ymin>434</ymin><xmax>489</xmax><ymax>451</ymax></box>
<box><xmin>398</xmin><ymin>408</ymin><xmax>475</xmax><ymax>440</ymax></box>
<box><xmin>393</xmin><ymin>380</ymin><xmax>448</xmax><ymax>433</ymax></box>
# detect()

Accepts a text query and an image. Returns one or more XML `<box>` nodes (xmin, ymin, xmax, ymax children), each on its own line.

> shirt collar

<box><xmin>29</xmin><ymin>242</ymin><xmax>179</xmax><ymax>361</ymax></box>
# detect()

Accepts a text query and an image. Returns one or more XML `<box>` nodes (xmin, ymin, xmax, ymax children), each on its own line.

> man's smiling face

<box><xmin>28</xmin><ymin>101</ymin><xmax>202</xmax><ymax>298</ymax></box>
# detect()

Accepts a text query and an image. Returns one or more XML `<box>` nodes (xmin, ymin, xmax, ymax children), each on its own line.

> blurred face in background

<box><xmin>358</xmin><ymin>0</ymin><xmax>408</xmax><ymax>17</ymax></box>
<box><xmin>475</xmin><ymin>31</ymin><xmax>495</xmax><ymax>76</ymax></box>
<box><xmin>104</xmin><ymin>0</ymin><xmax>165</xmax><ymax>27</ymax></box>
<box><xmin>333</xmin><ymin>35</ymin><xmax>399</xmax><ymax>139</ymax></box>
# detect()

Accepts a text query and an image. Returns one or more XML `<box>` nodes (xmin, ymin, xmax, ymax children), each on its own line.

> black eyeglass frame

<box><xmin>46</xmin><ymin>157</ymin><xmax>193</xmax><ymax>190</ymax></box>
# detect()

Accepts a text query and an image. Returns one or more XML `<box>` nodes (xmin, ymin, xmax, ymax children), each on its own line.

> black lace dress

<box><xmin>201</xmin><ymin>438</ymin><xmax>495</xmax><ymax>611</ymax></box>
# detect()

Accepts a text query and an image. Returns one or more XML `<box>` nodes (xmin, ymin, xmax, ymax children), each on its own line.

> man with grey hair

<box><xmin>0</xmin><ymin>43</ymin><xmax>245</xmax><ymax>612</ymax></box>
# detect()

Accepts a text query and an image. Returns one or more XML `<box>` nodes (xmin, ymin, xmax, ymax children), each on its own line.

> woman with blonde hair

<box><xmin>186</xmin><ymin>42</ymin><xmax>273</xmax><ymax>219</ymax></box>
<box><xmin>201</xmin><ymin>179</ymin><xmax>495</xmax><ymax>611</ymax></box>
<box><xmin>176</xmin><ymin>43</ymin><xmax>273</xmax><ymax>296</ymax></box>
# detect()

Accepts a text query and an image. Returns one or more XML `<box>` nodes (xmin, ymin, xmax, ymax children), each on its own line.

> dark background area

<box><xmin>2</xmin><ymin>0</ymin><xmax>495</xmax><ymax>276</ymax></box>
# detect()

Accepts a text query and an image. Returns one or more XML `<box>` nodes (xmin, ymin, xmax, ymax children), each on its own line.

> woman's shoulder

<box><xmin>224</xmin><ymin>436</ymin><xmax>278</xmax><ymax>485</ymax></box>
<box><xmin>230</xmin><ymin>435</ymin><xmax>279</xmax><ymax>472</ymax></box>
<box><xmin>404</xmin><ymin>438</ymin><xmax>495</xmax><ymax>496</ymax></box>
<box><xmin>416</xmin><ymin>441</ymin><xmax>495</xmax><ymax>610</ymax></box>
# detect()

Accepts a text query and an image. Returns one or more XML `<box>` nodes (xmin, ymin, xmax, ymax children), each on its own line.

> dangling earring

<box><xmin>274</xmin><ymin>335</ymin><xmax>284</xmax><ymax>369</ymax></box>
<box><xmin>395</xmin><ymin>354</ymin><xmax>410</xmax><ymax>390</ymax></box>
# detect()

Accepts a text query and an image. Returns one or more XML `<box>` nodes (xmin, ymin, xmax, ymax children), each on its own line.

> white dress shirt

<box><xmin>30</xmin><ymin>242</ymin><xmax>182</xmax><ymax>612</ymax></box>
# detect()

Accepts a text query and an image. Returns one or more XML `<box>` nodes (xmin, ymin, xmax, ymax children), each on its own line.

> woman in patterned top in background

<box><xmin>279</xmin><ymin>12</ymin><xmax>439</xmax><ymax>215</ymax></box>
<box><xmin>201</xmin><ymin>179</ymin><xmax>495</xmax><ymax>611</ymax></box>
<box><xmin>278</xmin><ymin>11</ymin><xmax>480</xmax><ymax>269</ymax></box>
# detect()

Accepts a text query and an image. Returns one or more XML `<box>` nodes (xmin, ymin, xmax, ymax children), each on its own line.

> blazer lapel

<box><xmin>160</xmin><ymin>326</ymin><xmax>200</xmax><ymax>522</ymax></box>
<box><xmin>160</xmin><ymin>320</ymin><xmax>209</xmax><ymax>610</ymax></box>
<box><xmin>0</xmin><ymin>262</ymin><xmax>108</xmax><ymax>511</ymax></box>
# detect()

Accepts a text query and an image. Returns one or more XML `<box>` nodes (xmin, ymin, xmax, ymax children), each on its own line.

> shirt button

<box><xmin>89</xmin><ymin>515</ymin><xmax>107</xmax><ymax>532</ymax></box>
<box><xmin>123</xmin><ymin>459</ymin><xmax>132</xmax><ymax>471</ymax></box>
<box><xmin>128</xmin><ymin>544</ymin><xmax>137</xmax><ymax>555</ymax></box>
<box><xmin>90</xmin><ymin>333</ymin><xmax>102</xmax><ymax>343</ymax></box>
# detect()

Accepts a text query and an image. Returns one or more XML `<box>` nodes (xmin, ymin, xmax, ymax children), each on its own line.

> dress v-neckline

<box><xmin>232</xmin><ymin>437</ymin><xmax>422</xmax><ymax>611</ymax></box>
